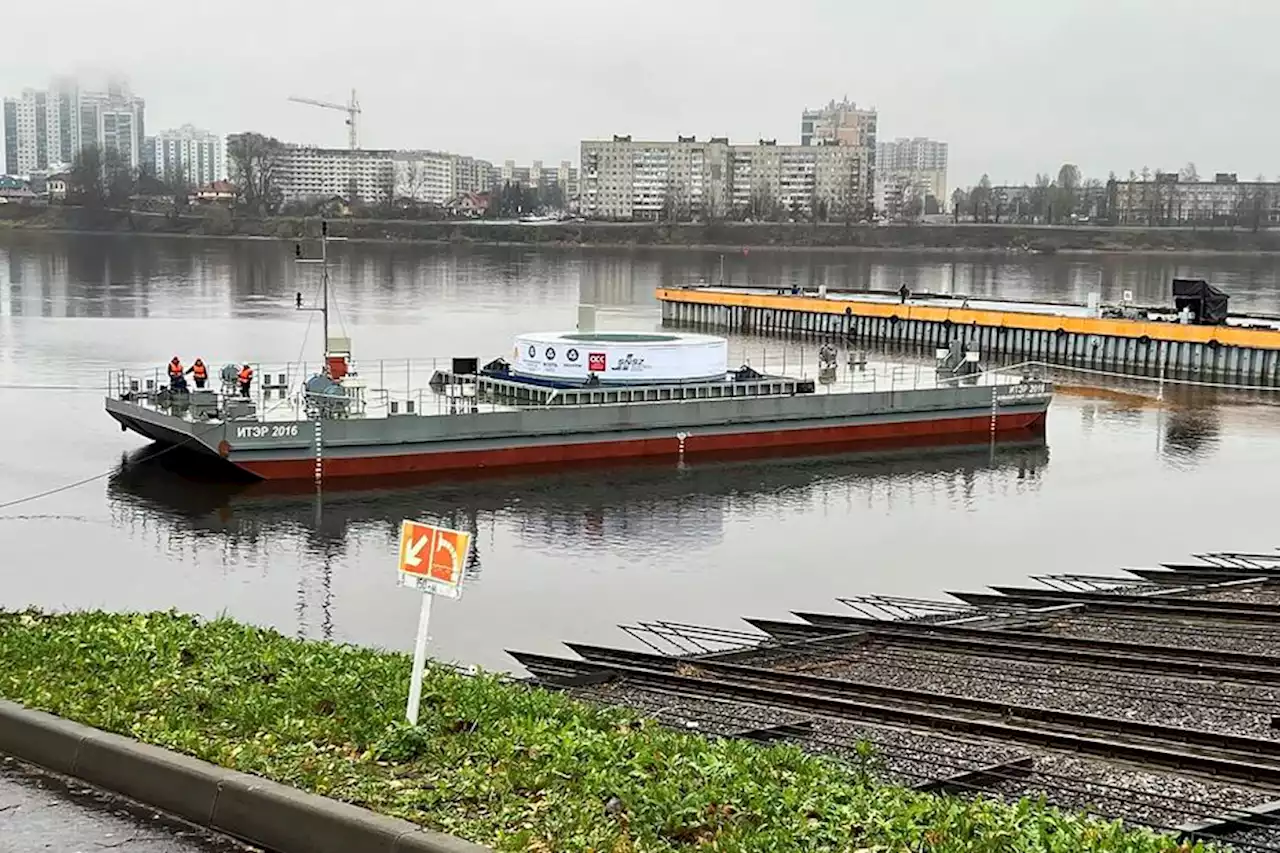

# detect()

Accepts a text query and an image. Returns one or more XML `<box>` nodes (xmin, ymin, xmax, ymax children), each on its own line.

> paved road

<box><xmin>0</xmin><ymin>755</ymin><xmax>255</xmax><ymax>853</ymax></box>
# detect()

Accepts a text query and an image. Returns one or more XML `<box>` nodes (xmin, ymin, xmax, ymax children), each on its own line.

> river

<box><xmin>1</xmin><ymin>232</ymin><xmax>1278</xmax><ymax>671</ymax></box>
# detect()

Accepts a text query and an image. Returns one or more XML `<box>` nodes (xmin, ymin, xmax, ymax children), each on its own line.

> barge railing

<box><xmin>106</xmin><ymin>349</ymin><xmax>1048</xmax><ymax>426</ymax></box>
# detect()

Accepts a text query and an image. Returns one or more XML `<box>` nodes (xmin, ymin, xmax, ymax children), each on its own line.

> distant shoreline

<box><xmin>5</xmin><ymin>205</ymin><xmax>1280</xmax><ymax>255</ymax></box>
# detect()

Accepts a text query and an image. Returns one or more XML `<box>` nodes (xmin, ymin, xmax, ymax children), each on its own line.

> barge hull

<box><xmin>235</xmin><ymin>409</ymin><xmax>1046</xmax><ymax>480</ymax></box>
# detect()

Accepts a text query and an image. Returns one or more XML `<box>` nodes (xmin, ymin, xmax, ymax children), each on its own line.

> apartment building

<box><xmin>495</xmin><ymin>159</ymin><xmax>579</xmax><ymax>200</ymax></box>
<box><xmin>1108</xmin><ymin>172</ymin><xmax>1280</xmax><ymax>226</ymax></box>
<box><xmin>276</xmin><ymin>147</ymin><xmax>396</xmax><ymax>204</ymax></box>
<box><xmin>393</xmin><ymin>150</ymin><xmax>495</xmax><ymax>204</ymax></box>
<box><xmin>152</xmin><ymin>125</ymin><xmax>226</xmax><ymax>186</ymax></box>
<box><xmin>2</xmin><ymin>78</ymin><xmax>146</xmax><ymax>176</ymax></box>
<box><xmin>579</xmin><ymin>135</ymin><xmax>864</xmax><ymax>221</ymax></box>
<box><xmin>89</xmin><ymin>86</ymin><xmax>147</xmax><ymax>171</ymax></box>
<box><xmin>877</xmin><ymin>137</ymin><xmax>948</xmax><ymax>210</ymax></box>
<box><xmin>801</xmin><ymin>98</ymin><xmax>877</xmax><ymax>150</ymax></box>
<box><xmin>3</xmin><ymin>86</ymin><xmax>76</xmax><ymax>175</ymax></box>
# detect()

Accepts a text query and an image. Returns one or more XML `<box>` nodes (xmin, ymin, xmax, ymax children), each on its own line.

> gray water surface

<box><xmin>1</xmin><ymin>233</ymin><xmax>1278</xmax><ymax>671</ymax></box>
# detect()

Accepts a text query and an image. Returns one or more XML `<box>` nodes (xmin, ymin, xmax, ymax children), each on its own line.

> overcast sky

<box><xmin>3</xmin><ymin>0</ymin><xmax>1276</xmax><ymax>187</ymax></box>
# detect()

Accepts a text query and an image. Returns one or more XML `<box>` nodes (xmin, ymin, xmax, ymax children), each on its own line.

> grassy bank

<box><xmin>2</xmin><ymin>204</ymin><xmax>1280</xmax><ymax>253</ymax></box>
<box><xmin>0</xmin><ymin>610</ymin><xmax>1199</xmax><ymax>852</ymax></box>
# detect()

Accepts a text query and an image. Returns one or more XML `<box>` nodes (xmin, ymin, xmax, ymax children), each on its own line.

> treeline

<box><xmin>951</xmin><ymin>164</ymin><xmax>1104</xmax><ymax>225</ymax></box>
<box><xmin>952</xmin><ymin>161</ymin><xmax>1280</xmax><ymax>229</ymax></box>
<box><xmin>65</xmin><ymin>145</ymin><xmax>192</xmax><ymax>210</ymax></box>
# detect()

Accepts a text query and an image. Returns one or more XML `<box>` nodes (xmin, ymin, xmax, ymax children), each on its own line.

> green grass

<box><xmin>0</xmin><ymin>610</ymin><xmax>1204</xmax><ymax>852</ymax></box>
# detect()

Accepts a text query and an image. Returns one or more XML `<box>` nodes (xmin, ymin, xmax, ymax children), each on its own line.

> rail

<box><xmin>511</xmin><ymin>646</ymin><xmax>1280</xmax><ymax>788</ymax></box>
<box><xmin>744</xmin><ymin>612</ymin><xmax>1280</xmax><ymax>684</ymax></box>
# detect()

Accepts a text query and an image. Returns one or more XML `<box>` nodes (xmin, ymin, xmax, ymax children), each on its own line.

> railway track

<box><xmin>511</xmin><ymin>643</ymin><xmax>1280</xmax><ymax>788</ymax></box>
<box><xmin>738</xmin><ymin>611</ymin><xmax>1280</xmax><ymax>683</ymax></box>
<box><xmin>950</xmin><ymin>589</ymin><xmax>1280</xmax><ymax>623</ymax></box>
<box><xmin>983</xmin><ymin>584</ymin><xmax>1280</xmax><ymax>613</ymax></box>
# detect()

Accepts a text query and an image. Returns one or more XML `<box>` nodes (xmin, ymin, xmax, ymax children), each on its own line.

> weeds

<box><xmin>0</xmin><ymin>610</ymin><xmax>1207</xmax><ymax>852</ymax></box>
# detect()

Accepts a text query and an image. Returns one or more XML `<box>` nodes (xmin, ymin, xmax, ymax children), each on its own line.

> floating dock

<box><xmin>657</xmin><ymin>286</ymin><xmax>1280</xmax><ymax>387</ymax></box>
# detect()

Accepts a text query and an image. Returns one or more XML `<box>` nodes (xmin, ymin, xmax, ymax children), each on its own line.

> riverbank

<box><xmin>0</xmin><ymin>610</ymin><xmax>1198</xmax><ymax>852</ymax></box>
<box><xmin>4</xmin><ymin>204</ymin><xmax>1280</xmax><ymax>254</ymax></box>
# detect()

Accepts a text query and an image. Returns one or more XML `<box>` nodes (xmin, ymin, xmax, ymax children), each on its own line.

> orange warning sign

<box><xmin>398</xmin><ymin>520</ymin><xmax>471</xmax><ymax>598</ymax></box>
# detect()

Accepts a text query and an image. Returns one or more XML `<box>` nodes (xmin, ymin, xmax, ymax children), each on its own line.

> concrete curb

<box><xmin>0</xmin><ymin>699</ymin><xmax>490</xmax><ymax>853</ymax></box>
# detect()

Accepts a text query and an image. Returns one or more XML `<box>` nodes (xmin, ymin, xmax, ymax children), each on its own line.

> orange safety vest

<box><xmin>168</xmin><ymin>360</ymin><xmax>183</xmax><ymax>378</ymax></box>
<box><xmin>238</xmin><ymin>366</ymin><xmax>253</xmax><ymax>384</ymax></box>
<box><xmin>192</xmin><ymin>362</ymin><xmax>207</xmax><ymax>380</ymax></box>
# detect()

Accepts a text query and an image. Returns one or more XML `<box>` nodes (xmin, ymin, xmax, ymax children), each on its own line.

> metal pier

<box><xmin>658</xmin><ymin>286</ymin><xmax>1280</xmax><ymax>387</ymax></box>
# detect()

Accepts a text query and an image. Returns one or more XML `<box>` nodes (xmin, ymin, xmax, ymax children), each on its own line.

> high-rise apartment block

<box><xmin>393</xmin><ymin>150</ymin><xmax>496</xmax><ymax>204</ymax></box>
<box><xmin>877</xmin><ymin>137</ymin><xmax>948</xmax><ymax>210</ymax></box>
<box><xmin>273</xmin><ymin>147</ymin><xmax>397</xmax><ymax>204</ymax></box>
<box><xmin>801</xmin><ymin>99</ymin><xmax>878</xmax><ymax>149</ymax></box>
<box><xmin>495</xmin><ymin>159</ymin><xmax>579</xmax><ymax>198</ymax></box>
<box><xmin>2</xmin><ymin>78</ymin><xmax>147</xmax><ymax>176</ymax></box>
<box><xmin>580</xmin><ymin>135</ymin><xmax>864</xmax><ymax>221</ymax></box>
<box><xmin>152</xmin><ymin>125</ymin><xmax>226</xmax><ymax>186</ymax></box>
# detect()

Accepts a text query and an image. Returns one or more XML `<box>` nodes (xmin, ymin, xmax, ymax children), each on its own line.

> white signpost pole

<box><xmin>405</xmin><ymin>590</ymin><xmax>434</xmax><ymax>725</ymax></box>
<box><xmin>397</xmin><ymin>519</ymin><xmax>472</xmax><ymax>727</ymax></box>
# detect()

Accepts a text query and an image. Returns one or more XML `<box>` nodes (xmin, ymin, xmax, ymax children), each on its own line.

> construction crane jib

<box><xmin>287</xmin><ymin>89</ymin><xmax>361</xmax><ymax>150</ymax></box>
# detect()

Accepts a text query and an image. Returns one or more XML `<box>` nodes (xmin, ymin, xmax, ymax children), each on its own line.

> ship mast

<box><xmin>294</xmin><ymin>220</ymin><xmax>345</xmax><ymax>362</ymax></box>
<box><xmin>321</xmin><ymin>220</ymin><xmax>330</xmax><ymax>357</ymax></box>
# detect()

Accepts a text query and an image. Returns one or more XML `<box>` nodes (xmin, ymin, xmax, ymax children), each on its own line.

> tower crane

<box><xmin>287</xmin><ymin>89</ymin><xmax>361</xmax><ymax>150</ymax></box>
<box><xmin>287</xmin><ymin>89</ymin><xmax>362</xmax><ymax>201</ymax></box>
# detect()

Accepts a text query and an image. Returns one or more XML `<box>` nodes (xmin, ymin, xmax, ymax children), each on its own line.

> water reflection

<box><xmin>1162</xmin><ymin>406</ymin><xmax>1222</xmax><ymax>465</ymax></box>
<box><xmin>105</xmin><ymin>438</ymin><xmax>1050</xmax><ymax>642</ymax></box>
<box><xmin>7</xmin><ymin>233</ymin><xmax>1280</xmax><ymax>321</ymax></box>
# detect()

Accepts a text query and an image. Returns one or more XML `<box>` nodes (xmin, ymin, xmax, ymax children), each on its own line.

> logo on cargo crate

<box><xmin>588</xmin><ymin>352</ymin><xmax>607</xmax><ymax>372</ymax></box>
<box><xmin>612</xmin><ymin>353</ymin><xmax>647</xmax><ymax>372</ymax></box>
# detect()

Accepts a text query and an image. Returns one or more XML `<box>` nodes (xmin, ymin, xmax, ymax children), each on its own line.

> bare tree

<box><xmin>1054</xmin><ymin>164</ymin><xmax>1081</xmax><ymax>224</ymax></box>
<box><xmin>1179</xmin><ymin>162</ymin><xmax>1199</xmax><ymax>182</ymax></box>
<box><xmin>971</xmin><ymin>174</ymin><xmax>993</xmax><ymax>223</ymax></box>
<box><xmin>226</xmin><ymin>132</ymin><xmax>285</xmax><ymax>215</ymax></box>
<box><xmin>1030</xmin><ymin>173</ymin><xmax>1052</xmax><ymax>223</ymax></box>
<box><xmin>397</xmin><ymin>160</ymin><xmax>426</xmax><ymax>205</ymax></box>
<box><xmin>69</xmin><ymin>145</ymin><xmax>106</xmax><ymax>208</ymax></box>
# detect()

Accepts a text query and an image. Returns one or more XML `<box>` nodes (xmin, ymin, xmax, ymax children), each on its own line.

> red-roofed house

<box><xmin>446</xmin><ymin>191</ymin><xmax>490</xmax><ymax>218</ymax></box>
<box><xmin>191</xmin><ymin>180</ymin><xmax>238</xmax><ymax>204</ymax></box>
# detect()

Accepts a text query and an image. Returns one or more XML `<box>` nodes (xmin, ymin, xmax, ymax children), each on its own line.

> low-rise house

<box><xmin>446</xmin><ymin>191</ymin><xmax>490</xmax><ymax>218</ymax></box>
<box><xmin>190</xmin><ymin>180</ymin><xmax>238</xmax><ymax>205</ymax></box>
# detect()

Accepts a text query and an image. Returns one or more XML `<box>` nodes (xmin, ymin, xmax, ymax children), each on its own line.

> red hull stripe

<box><xmin>235</xmin><ymin>411</ymin><xmax>1047</xmax><ymax>481</ymax></box>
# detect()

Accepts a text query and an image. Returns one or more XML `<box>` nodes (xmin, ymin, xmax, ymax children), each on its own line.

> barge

<box><xmin>659</xmin><ymin>280</ymin><xmax>1280</xmax><ymax>387</ymax></box>
<box><xmin>104</xmin><ymin>226</ymin><xmax>1053</xmax><ymax>483</ymax></box>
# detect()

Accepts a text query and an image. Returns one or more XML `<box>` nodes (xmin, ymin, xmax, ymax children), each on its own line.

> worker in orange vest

<box><xmin>167</xmin><ymin>356</ymin><xmax>184</xmax><ymax>390</ymax></box>
<box><xmin>188</xmin><ymin>358</ymin><xmax>209</xmax><ymax>389</ymax></box>
<box><xmin>237</xmin><ymin>363</ymin><xmax>254</xmax><ymax>398</ymax></box>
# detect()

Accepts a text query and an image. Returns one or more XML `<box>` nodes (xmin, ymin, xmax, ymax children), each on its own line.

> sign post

<box><xmin>396</xmin><ymin>519</ymin><xmax>471</xmax><ymax>725</ymax></box>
